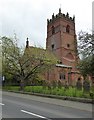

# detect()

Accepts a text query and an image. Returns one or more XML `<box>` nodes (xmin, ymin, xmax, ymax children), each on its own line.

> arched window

<box><xmin>59</xmin><ymin>73</ymin><xmax>66</xmax><ymax>80</ymax></box>
<box><xmin>66</xmin><ymin>25</ymin><xmax>70</xmax><ymax>33</ymax></box>
<box><xmin>52</xmin><ymin>26</ymin><xmax>55</xmax><ymax>34</ymax></box>
<box><xmin>51</xmin><ymin>44</ymin><xmax>54</xmax><ymax>51</ymax></box>
<box><xmin>65</xmin><ymin>52</ymin><xmax>74</xmax><ymax>60</ymax></box>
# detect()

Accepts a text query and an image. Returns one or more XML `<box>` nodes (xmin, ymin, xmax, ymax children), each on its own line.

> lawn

<box><xmin>3</xmin><ymin>85</ymin><xmax>93</xmax><ymax>99</ymax></box>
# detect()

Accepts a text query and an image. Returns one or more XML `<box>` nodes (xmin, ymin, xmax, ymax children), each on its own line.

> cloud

<box><xmin>0</xmin><ymin>0</ymin><xmax>93</xmax><ymax>48</ymax></box>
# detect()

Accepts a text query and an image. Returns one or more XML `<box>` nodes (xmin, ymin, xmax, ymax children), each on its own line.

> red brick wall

<box><xmin>46</xmin><ymin>10</ymin><xmax>79</xmax><ymax>85</ymax></box>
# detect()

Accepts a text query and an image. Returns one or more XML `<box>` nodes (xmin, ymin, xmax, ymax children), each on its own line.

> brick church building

<box><xmin>26</xmin><ymin>8</ymin><xmax>80</xmax><ymax>86</ymax></box>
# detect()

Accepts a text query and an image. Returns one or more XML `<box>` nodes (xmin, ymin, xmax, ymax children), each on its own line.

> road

<box><xmin>1</xmin><ymin>91</ymin><xmax>93</xmax><ymax>119</ymax></box>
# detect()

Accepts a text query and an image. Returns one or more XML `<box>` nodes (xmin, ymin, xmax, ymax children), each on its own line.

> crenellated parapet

<box><xmin>47</xmin><ymin>8</ymin><xmax>75</xmax><ymax>25</ymax></box>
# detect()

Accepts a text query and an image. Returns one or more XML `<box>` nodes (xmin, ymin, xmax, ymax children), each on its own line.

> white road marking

<box><xmin>21</xmin><ymin>109</ymin><xmax>51</xmax><ymax>120</ymax></box>
<box><xmin>0</xmin><ymin>103</ymin><xmax>5</xmax><ymax>106</ymax></box>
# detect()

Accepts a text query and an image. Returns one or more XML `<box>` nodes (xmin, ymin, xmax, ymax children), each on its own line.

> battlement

<box><xmin>47</xmin><ymin>8</ymin><xmax>75</xmax><ymax>25</ymax></box>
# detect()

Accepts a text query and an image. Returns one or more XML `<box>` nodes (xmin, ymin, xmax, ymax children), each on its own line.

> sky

<box><xmin>0</xmin><ymin>0</ymin><xmax>93</xmax><ymax>48</ymax></box>
<box><xmin>93</xmin><ymin>1</ymin><xmax>94</xmax><ymax>32</ymax></box>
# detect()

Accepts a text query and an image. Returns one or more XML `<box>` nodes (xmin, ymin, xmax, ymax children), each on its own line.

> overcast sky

<box><xmin>0</xmin><ymin>0</ymin><xmax>93</xmax><ymax>48</ymax></box>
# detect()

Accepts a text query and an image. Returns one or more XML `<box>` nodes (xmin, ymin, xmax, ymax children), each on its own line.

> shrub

<box><xmin>3</xmin><ymin>85</ymin><xmax>91</xmax><ymax>99</ymax></box>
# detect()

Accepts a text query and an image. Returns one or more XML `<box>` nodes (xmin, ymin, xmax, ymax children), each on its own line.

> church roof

<box><xmin>25</xmin><ymin>46</ymin><xmax>73</xmax><ymax>69</ymax></box>
<box><xmin>24</xmin><ymin>46</ymin><xmax>58</xmax><ymax>63</ymax></box>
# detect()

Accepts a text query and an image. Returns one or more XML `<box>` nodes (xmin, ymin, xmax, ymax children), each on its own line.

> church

<box><xmin>26</xmin><ymin>8</ymin><xmax>80</xmax><ymax>86</ymax></box>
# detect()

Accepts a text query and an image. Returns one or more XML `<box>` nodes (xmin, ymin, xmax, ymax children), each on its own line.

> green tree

<box><xmin>2</xmin><ymin>36</ymin><xmax>58</xmax><ymax>90</ymax></box>
<box><xmin>20</xmin><ymin>47</ymin><xmax>58</xmax><ymax>89</ymax></box>
<box><xmin>77</xmin><ymin>57</ymin><xmax>92</xmax><ymax>79</ymax></box>
<box><xmin>78</xmin><ymin>31</ymin><xmax>94</xmax><ymax>79</ymax></box>
<box><xmin>2</xmin><ymin>36</ymin><xmax>23</xmax><ymax>85</ymax></box>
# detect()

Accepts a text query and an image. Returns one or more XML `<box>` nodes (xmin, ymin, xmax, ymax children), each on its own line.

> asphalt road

<box><xmin>1</xmin><ymin>91</ymin><xmax>93</xmax><ymax>119</ymax></box>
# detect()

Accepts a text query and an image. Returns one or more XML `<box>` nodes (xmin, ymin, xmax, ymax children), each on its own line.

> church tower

<box><xmin>46</xmin><ymin>8</ymin><xmax>78</xmax><ymax>72</ymax></box>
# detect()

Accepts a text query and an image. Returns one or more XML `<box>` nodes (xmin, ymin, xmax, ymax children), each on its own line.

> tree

<box><xmin>20</xmin><ymin>46</ymin><xmax>58</xmax><ymax>89</ymax></box>
<box><xmin>77</xmin><ymin>57</ymin><xmax>91</xmax><ymax>79</ymax></box>
<box><xmin>78</xmin><ymin>31</ymin><xmax>94</xmax><ymax>57</ymax></box>
<box><xmin>77</xmin><ymin>31</ymin><xmax>94</xmax><ymax>80</ymax></box>
<box><xmin>2</xmin><ymin>36</ymin><xmax>58</xmax><ymax>90</ymax></box>
<box><xmin>2</xmin><ymin>36</ymin><xmax>23</xmax><ymax>85</ymax></box>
